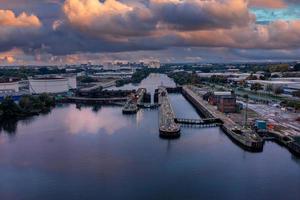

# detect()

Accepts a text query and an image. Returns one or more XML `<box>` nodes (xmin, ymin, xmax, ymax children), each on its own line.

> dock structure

<box><xmin>158</xmin><ymin>87</ymin><xmax>180</xmax><ymax>138</ymax></box>
<box><xmin>136</xmin><ymin>88</ymin><xmax>146</xmax><ymax>107</ymax></box>
<box><xmin>182</xmin><ymin>86</ymin><xmax>264</xmax><ymax>151</ymax></box>
<box><xmin>65</xmin><ymin>96</ymin><xmax>127</xmax><ymax>105</ymax></box>
<box><xmin>122</xmin><ymin>88</ymin><xmax>148</xmax><ymax>114</ymax></box>
<box><xmin>80</xmin><ymin>80</ymin><xmax>116</xmax><ymax>93</ymax></box>
<box><xmin>268</xmin><ymin>131</ymin><xmax>300</xmax><ymax>156</ymax></box>
<box><xmin>175</xmin><ymin>118</ymin><xmax>223</xmax><ymax>127</ymax></box>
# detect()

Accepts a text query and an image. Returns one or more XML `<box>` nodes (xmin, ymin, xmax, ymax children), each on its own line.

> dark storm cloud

<box><xmin>1</xmin><ymin>0</ymin><xmax>300</xmax><ymax>64</ymax></box>
<box><xmin>150</xmin><ymin>0</ymin><xmax>255</xmax><ymax>30</ymax></box>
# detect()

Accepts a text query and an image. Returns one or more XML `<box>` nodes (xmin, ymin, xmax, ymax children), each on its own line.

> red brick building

<box><xmin>208</xmin><ymin>92</ymin><xmax>237</xmax><ymax>113</ymax></box>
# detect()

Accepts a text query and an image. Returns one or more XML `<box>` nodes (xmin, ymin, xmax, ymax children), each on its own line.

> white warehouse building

<box><xmin>0</xmin><ymin>81</ymin><xmax>19</xmax><ymax>93</ymax></box>
<box><xmin>29</xmin><ymin>76</ymin><xmax>77</xmax><ymax>94</ymax></box>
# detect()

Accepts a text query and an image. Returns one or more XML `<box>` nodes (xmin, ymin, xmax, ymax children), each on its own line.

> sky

<box><xmin>0</xmin><ymin>0</ymin><xmax>300</xmax><ymax>65</ymax></box>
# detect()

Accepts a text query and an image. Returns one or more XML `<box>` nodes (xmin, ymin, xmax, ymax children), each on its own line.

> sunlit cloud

<box><xmin>0</xmin><ymin>0</ymin><xmax>300</xmax><ymax>64</ymax></box>
<box><xmin>249</xmin><ymin>0</ymin><xmax>287</xmax><ymax>9</ymax></box>
<box><xmin>0</xmin><ymin>9</ymin><xmax>41</xmax><ymax>28</ymax></box>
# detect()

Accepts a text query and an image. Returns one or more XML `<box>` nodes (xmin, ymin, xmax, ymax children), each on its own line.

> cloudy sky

<box><xmin>0</xmin><ymin>0</ymin><xmax>300</xmax><ymax>65</ymax></box>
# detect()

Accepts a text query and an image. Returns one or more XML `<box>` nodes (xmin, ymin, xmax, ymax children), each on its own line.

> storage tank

<box><xmin>29</xmin><ymin>78</ymin><xmax>69</xmax><ymax>94</ymax></box>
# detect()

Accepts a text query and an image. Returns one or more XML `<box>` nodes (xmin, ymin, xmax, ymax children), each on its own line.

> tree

<box><xmin>0</xmin><ymin>97</ymin><xmax>21</xmax><ymax>117</ymax></box>
<box><xmin>247</xmin><ymin>73</ymin><xmax>257</xmax><ymax>80</ymax></box>
<box><xmin>294</xmin><ymin>64</ymin><xmax>300</xmax><ymax>71</ymax></box>
<box><xmin>266</xmin><ymin>84</ymin><xmax>273</xmax><ymax>93</ymax></box>
<box><xmin>250</xmin><ymin>83</ymin><xmax>263</xmax><ymax>92</ymax></box>
<box><xmin>273</xmin><ymin>86</ymin><xmax>284</xmax><ymax>95</ymax></box>
<box><xmin>292</xmin><ymin>91</ymin><xmax>300</xmax><ymax>97</ymax></box>
<box><xmin>269</xmin><ymin>64</ymin><xmax>289</xmax><ymax>73</ymax></box>
<box><xmin>271</xmin><ymin>74</ymin><xmax>280</xmax><ymax>78</ymax></box>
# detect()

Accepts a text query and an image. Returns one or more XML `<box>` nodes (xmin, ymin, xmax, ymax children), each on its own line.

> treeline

<box><xmin>0</xmin><ymin>67</ymin><xmax>82</xmax><ymax>79</ymax></box>
<box><xmin>116</xmin><ymin>67</ymin><xmax>170</xmax><ymax>87</ymax></box>
<box><xmin>168</xmin><ymin>72</ymin><xmax>201</xmax><ymax>85</ymax></box>
<box><xmin>0</xmin><ymin>94</ymin><xmax>55</xmax><ymax>119</ymax></box>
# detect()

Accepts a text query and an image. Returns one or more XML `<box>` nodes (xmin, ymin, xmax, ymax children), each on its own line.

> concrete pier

<box><xmin>182</xmin><ymin>85</ymin><xmax>264</xmax><ymax>151</ymax></box>
<box><xmin>122</xmin><ymin>88</ymin><xmax>148</xmax><ymax>114</ymax></box>
<box><xmin>158</xmin><ymin>87</ymin><xmax>180</xmax><ymax>138</ymax></box>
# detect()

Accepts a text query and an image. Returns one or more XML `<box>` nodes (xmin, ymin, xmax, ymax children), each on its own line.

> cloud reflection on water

<box><xmin>64</xmin><ymin>106</ymin><xmax>128</xmax><ymax>135</ymax></box>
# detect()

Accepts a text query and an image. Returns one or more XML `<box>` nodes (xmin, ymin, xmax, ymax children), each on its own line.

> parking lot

<box><xmin>247</xmin><ymin>103</ymin><xmax>300</xmax><ymax>136</ymax></box>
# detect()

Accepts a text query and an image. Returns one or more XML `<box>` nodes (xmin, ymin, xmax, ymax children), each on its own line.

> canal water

<box><xmin>0</xmin><ymin>74</ymin><xmax>299</xmax><ymax>200</ymax></box>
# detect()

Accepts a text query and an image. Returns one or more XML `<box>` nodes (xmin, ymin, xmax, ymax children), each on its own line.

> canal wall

<box><xmin>181</xmin><ymin>86</ymin><xmax>215</xmax><ymax>119</ymax></box>
<box><xmin>182</xmin><ymin>86</ymin><xmax>264</xmax><ymax>152</ymax></box>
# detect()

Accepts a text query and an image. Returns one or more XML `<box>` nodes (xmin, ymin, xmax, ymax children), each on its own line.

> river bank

<box><xmin>0</xmin><ymin>74</ymin><xmax>299</xmax><ymax>200</ymax></box>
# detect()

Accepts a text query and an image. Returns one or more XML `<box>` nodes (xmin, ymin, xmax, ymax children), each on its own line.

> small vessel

<box><xmin>122</xmin><ymin>103</ymin><xmax>138</xmax><ymax>114</ymax></box>
<box><xmin>222</xmin><ymin>126</ymin><xmax>264</xmax><ymax>151</ymax></box>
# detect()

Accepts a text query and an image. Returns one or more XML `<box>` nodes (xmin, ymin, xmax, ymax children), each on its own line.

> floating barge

<box><xmin>122</xmin><ymin>88</ymin><xmax>147</xmax><ymax>115</ymax></box>
<box><xmin>158</xmin><ymin>87</ymin><xmax>180</xmax><ymax>138</ymax></box>
<box><xmin>221</xmin><ymin>126</ymin><xmax>264</xmax><ymax>152</ymax></box>
<box><xmin>122</xmin><ymin>103</ymin><xmax>138</xmax><ymax>114</ymax></box>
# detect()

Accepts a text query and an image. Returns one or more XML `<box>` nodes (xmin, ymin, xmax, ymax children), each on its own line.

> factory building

<box><xmin>208</xmin><ymin>92</ymin><xmax>237</xmax><ymax>113</ymax></box>
<box><xmin>246</xmin><ymin>80</ymin><xmax>300</xmax><ymax>96</ymax></box>
<box><xmin>0</xmin><ymin>79</ymin><xmax>22</xmax><ymax>101</ymax></box>
<box><xmin>0</xmin><ymin>81</ymin><xmax>19</xmax><ymax>93</ymax></box>
<box><xmin>29</xmin><ymin>76</ymin><xmax>77</xmax><ymax>94</ymax></box>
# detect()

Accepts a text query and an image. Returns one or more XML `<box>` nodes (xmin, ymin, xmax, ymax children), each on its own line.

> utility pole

<box><xmin>243</xmin><ymin>94</ymin><xmax>249</xmax><ymax>128</ymax></box>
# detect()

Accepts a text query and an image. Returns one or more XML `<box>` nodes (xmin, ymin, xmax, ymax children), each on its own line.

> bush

<box><xmin>0</xmin><ymin>97</ymin><xmax>22</xmax><ymax>117</ymax></box>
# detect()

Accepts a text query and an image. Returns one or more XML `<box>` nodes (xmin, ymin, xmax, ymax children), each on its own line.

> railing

<box><xmin>175</xmin><ymin>118</ymin><xmax>223</xmax><ymax>126</ymax></box>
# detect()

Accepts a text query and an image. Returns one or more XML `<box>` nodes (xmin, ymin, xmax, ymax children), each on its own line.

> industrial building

<box><xmin>0</xmin><ymin>79</ymin><xmax>23</xmax><ymax>101</ymax></box>
<box><xmin>0</xmin><ymin>81</ymin><xmax>19</xmax><ymax>93</ymax></box>
<box><xmin>29</xmin><ymin>76</ymin><xmax>77</xmax><ymax>94</ymax></box>
<box><xmin>208</xmin><ymin>92</ymin><xmax>237</xmax><ymax>113</ymax></box>
<box><xmin>246</xmin><ymin>80</ymin><xmax>300</xmax><ymax>96</ymax></box>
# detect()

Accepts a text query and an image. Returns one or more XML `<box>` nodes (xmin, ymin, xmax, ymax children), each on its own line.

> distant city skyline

<box><xmin>1</xmin><ymin>0</ymin><xmax>300</xmax><ymax>65</ymax></box>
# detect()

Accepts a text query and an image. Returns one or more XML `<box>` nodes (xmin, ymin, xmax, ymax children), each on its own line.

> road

<box><xmin>247</xmin><ymin>103</ymin><xmax>300</xmax><ymax>136</ymax></box>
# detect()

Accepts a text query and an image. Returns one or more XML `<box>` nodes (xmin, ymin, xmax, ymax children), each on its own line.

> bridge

<box><xmin>174</xmin><ymin>117</ymin><xmax>223</xmax><ymax>127</ymax></box>
<box><xmin>80</xmin><ymin>80</ymin><xmax>116</xmax><ymax>93</ymax></box>
<box><xmin>138</xmin><ymin>103</ymin><xmax>159</xmax><ymax>109</ymax></box>
<box><xmin>65</xmin><ymin>96</ymin><xmax>128</xmax><ymax>104</ymax></box>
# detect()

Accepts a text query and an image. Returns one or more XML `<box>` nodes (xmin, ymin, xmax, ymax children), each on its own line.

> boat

<box><xmin>221</xmin><ymin>126</ymin><xmax>264</xmax><ymax>152</ymax></box>
<box><xmin>122</xmin><ymin>104</ymin><xmax>138</xmax><ymax>114</ymax></box>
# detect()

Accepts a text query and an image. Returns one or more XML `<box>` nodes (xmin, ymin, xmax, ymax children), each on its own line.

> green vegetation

<box><xmin>0</xmin><ymin>94</ymin><xmax>55</xmax><ymax>119</ymax></box>
<box><xmin>294</xmin><ymin>63</ymin><xmax>300</xmax><ymax>71</ymax></box>
<box><xmin>116</xmin><ymin>67</ymin><xmax>170</xmax><ymax>87</ymax></box>
<box><xmin>250</xmin><ymin>83</ymin><xmax>263</xmax><ymax>92</ymax></box>
<box><xmin>292</xmin><ymin>91</ymin><xmax>300</xmax><ymax>98</ymax></box>
<box><xmin>168</xmin><ymin>72</ymin><xmax>201</xmax><ymax>85</ymax></box>
<box><xmin>281</xmin><ymin>99</ymin><xmax>300</xmax><ymax>110</ymax></box>
<box><xmin>116</xmin><ymin>78</ymin><xmax>131</xmax><ymax>87</ymax></box>
<box><xmin>0</xmin><ymin>68</ymin><xmax>36</xmax><ymax>79</ymax></box>
<box><xmin>79</xmin><ymin>76</ymin><xmax>95</xmax><ymax>83</ymax></box>
<box><xmin>0</xmin><ymin>67</ymin><xmax>82</xmax><ymax>79</ymax></box>
<box><xmin>131</xmin><ymin>68</ymin><xmax>152</xmax><ymax>83</ymax></box>
<box><xmin>268</xmin><ymin>64</ymin><xmax>289</xmax><ymax>73</ymax></box>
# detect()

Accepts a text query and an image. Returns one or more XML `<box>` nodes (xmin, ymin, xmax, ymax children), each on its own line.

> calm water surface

<box><xmin>0</xmin><ymin>74</ymin><xmax>299</xmax><ymax>200</ymax></box>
